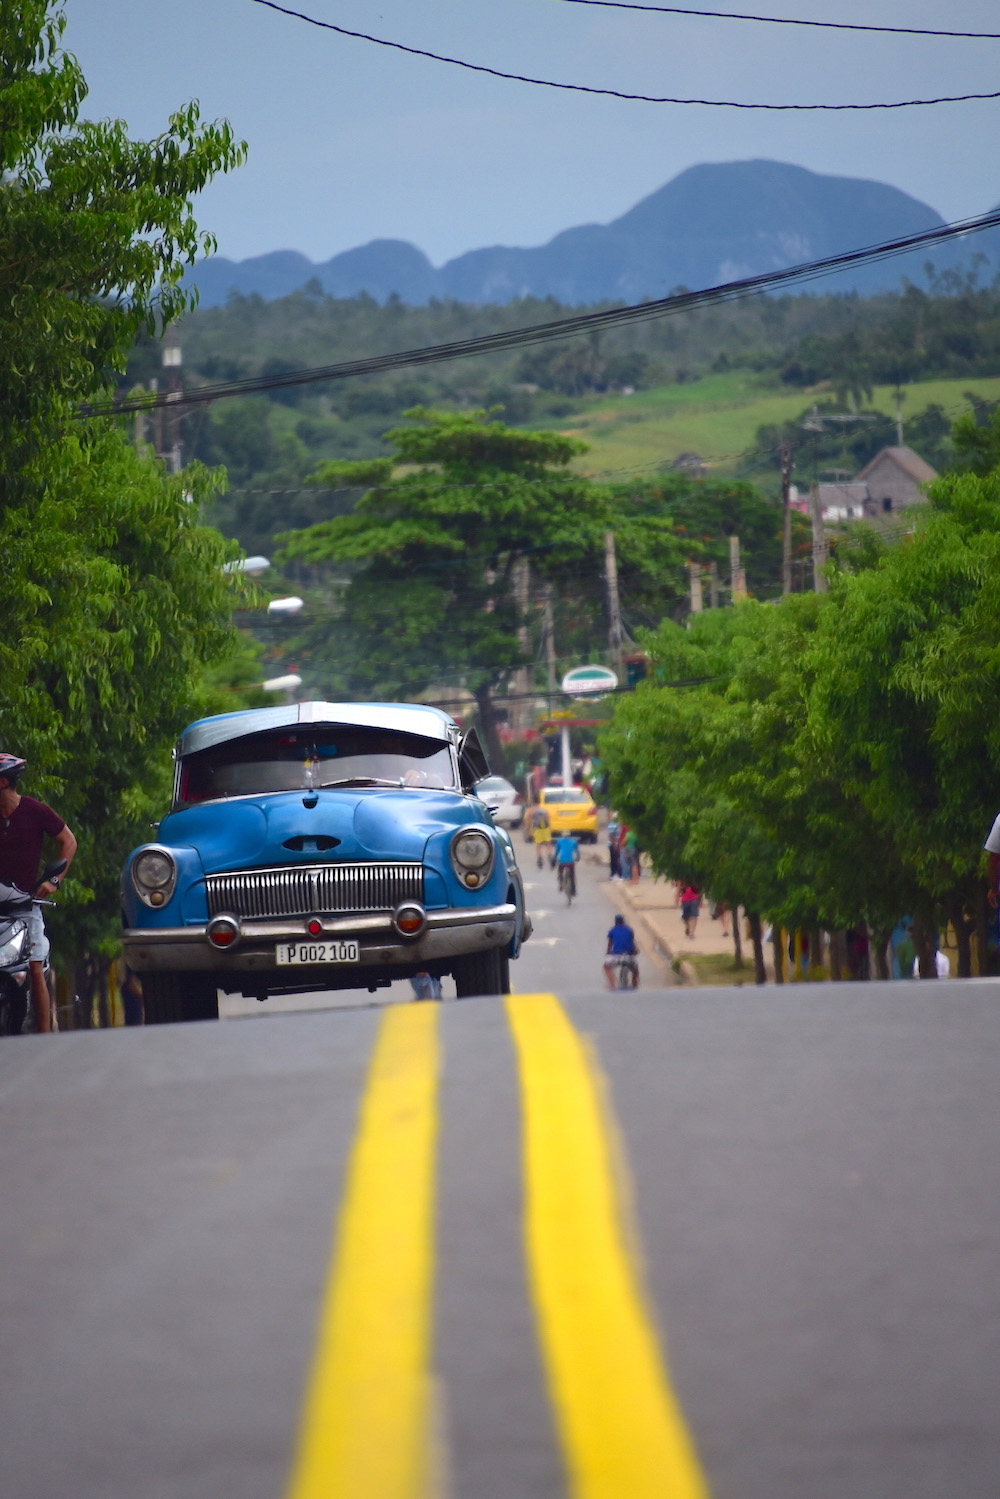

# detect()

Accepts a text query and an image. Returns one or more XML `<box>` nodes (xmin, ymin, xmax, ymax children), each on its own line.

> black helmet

<box><xmin>0</xmin><ymin>754</ymin><xmax>26</xmax><ymax>787</ymax></box>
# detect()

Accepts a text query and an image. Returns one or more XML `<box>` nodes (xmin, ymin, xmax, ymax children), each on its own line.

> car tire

<box><xmin>142</xmin><ymin>971</ymin><xmax>220</xmax><ymax>1024</ymax></box>
<box><xmin>453</xmin><ymin>946</ymin><xmax>510</xmax><ymax>999</ymax></box>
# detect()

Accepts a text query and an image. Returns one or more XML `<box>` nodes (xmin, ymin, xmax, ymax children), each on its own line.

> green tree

<box><xmin>0</xmin><ymin>3</ymin><xmax>255</xmax><ymax>1000</ymax></box>
<box><xmin>278</xmin><ymin>410</ymin><xmax>609</xmax><ymax>764</ymax></box>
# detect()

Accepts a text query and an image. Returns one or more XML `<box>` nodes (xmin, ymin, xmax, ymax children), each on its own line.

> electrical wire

<box><xmin>246</xmin><ymin>0</ymin><xmax>1000</xmax><ymax>109</ymax></box>
<box><xmin>83</xmin><ymin>205</ymin><xmax>1000</xmax><ymax>419</ymax></box>
<box><xmin>552</xmin><ymin>0</ymin><xmax>1000</xmax><ymax>41</ymax></box>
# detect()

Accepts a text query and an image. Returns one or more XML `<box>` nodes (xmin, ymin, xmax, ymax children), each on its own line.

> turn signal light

<box><xmin>206</xmin><ymin>915</ymin><xmax>241</xmax><ymax>950</ymax></box>
<box><xmin>392</xmin><ymin>902</ymin><xmax>427</xmax><ymax>939</ymax></box>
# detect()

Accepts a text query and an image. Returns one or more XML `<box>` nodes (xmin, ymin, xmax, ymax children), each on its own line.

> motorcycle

<box><xmin>0</xmin><ymin>858</ymin><xmax>67</xmax><ymax>1036</ymax></box>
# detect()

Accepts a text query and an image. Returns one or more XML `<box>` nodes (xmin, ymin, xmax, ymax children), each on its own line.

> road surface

<box><xmin>2</xmin><ymin>909</ymin><xmax>1000</xmax><ymax>1495</ymax></box>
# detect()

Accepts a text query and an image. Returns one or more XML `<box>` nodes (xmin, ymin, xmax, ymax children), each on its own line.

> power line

<box><xmin>552</xmin><ymin>0</ymin><xmax>1000</xmax><ymax>41</ymax></box>
<box><xmin>245</xmin><ymin>0</ymin><xmax>1000</xmax><ymax>109</ymax></box>
<box><xmin>83</xmin><ymin>206</ymin><xmax>1000</xmax><ymax>420</ymax></box>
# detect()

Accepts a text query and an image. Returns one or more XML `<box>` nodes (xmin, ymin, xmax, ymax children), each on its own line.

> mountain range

<box><xmin>184</xmin><ymin>160</ymin><xmax>1000</xmax><ymax>309</ymax></box>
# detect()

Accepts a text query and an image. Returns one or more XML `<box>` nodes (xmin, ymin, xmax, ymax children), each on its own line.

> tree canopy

<box><xmin>601</xmin><ymin>458</ymin><xmax>1000</xmax><ymax>979</ymax></box>
<box><xmin>1</xmin><ymin>2</ymin><xmax>257</xmax><ymax>976</ymax></box>
<box><xmin>278</xmin><ymin>409</ymin><xmax>608</xmax><ymax>762</ymax></box>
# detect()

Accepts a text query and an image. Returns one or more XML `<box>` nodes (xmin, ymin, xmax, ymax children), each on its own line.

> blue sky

<box><xmin>64</xmin><ymin>0</ymin><xmax>1000</xmax><ymax>267</ymax></box>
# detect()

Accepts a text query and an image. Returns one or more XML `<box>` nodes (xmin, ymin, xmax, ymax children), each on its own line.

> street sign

<box><xmin>561</xmin><ymin>664</ymin><xmax>618</xmax><ymax>697</ymax></box>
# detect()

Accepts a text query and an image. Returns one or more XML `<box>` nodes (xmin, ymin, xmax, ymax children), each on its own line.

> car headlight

<box><xmin>0</xmin><ymin>925</ymin><xmax>27</xmax><ymax>965</ymax></box>
<box><xmin>451</xmin><ymin>828</ymin><xmax>495</xmax><ymax>889</ymax></box>
<box><xmin>131</xmin><ymin>847</ymin><xmax>177</xmax><ymax>908</ymax></box>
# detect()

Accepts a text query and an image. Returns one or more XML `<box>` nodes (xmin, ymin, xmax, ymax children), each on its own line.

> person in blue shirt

<box><xmin>604</xmin><ymin>914</ymin><xmax>639</xmax><ymax>989</ymax></box>
<box><xmin>553</xmin><ymin>832</ymin><xmax>580</xmax><ymax>898</ymax></box>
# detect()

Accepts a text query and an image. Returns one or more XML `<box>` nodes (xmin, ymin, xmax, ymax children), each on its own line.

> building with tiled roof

<box><xmin>814</xmin><ymin>445</ymin><xmax>937</xmax><ymax>521</ymax></box>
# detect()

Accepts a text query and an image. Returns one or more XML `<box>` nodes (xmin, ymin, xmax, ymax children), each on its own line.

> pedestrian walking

<box><xmin>623</xmin><ymin>828</ymin><xmax>641</xmax><ymax>883</ymax></box>
<box><xmin>531</xmin><ymin>808</ymin><xmax>551</xmax><ymax>869</ymax></box>
<box><xmin>607</xmin><ymin>816</ymin><xmax>622</xmax><ymax>880</ymax></box>
<box><xmin>410</xmin><ymin>970</ymin><xmax>442</xmax><ymax>1001</ymax></box>
<box><xmin>680</xmin><ymin>884</ymin><xmax>701</xmax><ymax>938</ymax></box>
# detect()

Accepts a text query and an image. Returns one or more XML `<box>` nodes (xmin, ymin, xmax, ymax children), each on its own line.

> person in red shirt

<box><xmin>0</xmin><ymin>754</ymin><xmax>77</xmax><ymax>1033</ymax></box>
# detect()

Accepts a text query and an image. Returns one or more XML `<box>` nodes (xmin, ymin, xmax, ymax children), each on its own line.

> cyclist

<box><xmin>553</xmin><ymin>831</ymin><xmax>580</xmax><ymax>899</ymax></box>
<box><xmin>604</xmin><ymin>913</ymin><xmax>639</xmax><ymax>989</ymax></box>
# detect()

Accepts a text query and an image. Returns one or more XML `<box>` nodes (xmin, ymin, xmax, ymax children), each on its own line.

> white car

<box><xmin>475</xmin><ymin>774</ymin><xmax>524</xmax><ymax>829</ymax></box>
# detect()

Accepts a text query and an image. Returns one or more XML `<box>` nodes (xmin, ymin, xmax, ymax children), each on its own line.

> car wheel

<box><xmin>142</xmin><ymin>971</ymin><xmax>219</xmax><ymax>1024</ymax></box>
<box><xmin>453</xmin><ymin>946</ymin><xmax>509</xmax><ymax>999</ymax></box>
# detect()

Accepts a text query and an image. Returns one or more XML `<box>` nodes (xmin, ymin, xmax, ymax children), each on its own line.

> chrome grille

<box><xmin>205</xmin><ymin>862</ymin><xmax>424</xmax><ymax>919</ymax></box>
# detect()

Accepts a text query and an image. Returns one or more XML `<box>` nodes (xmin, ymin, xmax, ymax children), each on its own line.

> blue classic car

<box><xmin>122</xmin><ymin>702</ymin><xmax>531</xmax><ymax>1022</ymax></box>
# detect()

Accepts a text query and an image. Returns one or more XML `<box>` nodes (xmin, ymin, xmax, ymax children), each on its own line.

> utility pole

<box><xmin>688</xmin><ymin>562</ymin><xmax>703</xmax><ymax>614</ymax></box>
<box><xmin>729</xmin><ymin>535</ymin><xmax>746</xmax><ymax>602</ymax></box>
<box><xmin>603</xmin><ymin>529</ymin><xmax>625</xmax><ymax>677</ymax></box>
<box><xmin>780</xmin><ymin>436</ymin><xmax>793</xmax><ymax>595</ymax></box>
<box><xmin>541</xmin><ymin>585</ymin><xmax>557</xmax><ymax>696</ymax></box>
<box><xmin>162</xmin><ymin>326</ymin><xmax>183</xmax><ymax>474</ymax></box>
<box><xmin>809</xmin><ymin>482</ymin><xmax>829</xmax><ymax>592</ymax></box>
<box><xmin>708</xmin><ymin>559</ymin><xmax>720</xmax><ymax>609</ymax></box>
<box><xmin>150</xmin><ymin>377</ymin><xmax>163</xmax><ymax>463</ymax></box>
<box><xmin>512</xmin><ymin>558</ymin><xmax>531</xmax><ymax>736</ymax></box>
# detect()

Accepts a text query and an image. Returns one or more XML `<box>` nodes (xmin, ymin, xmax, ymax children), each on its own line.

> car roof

<box><xmin>177</xmin><ymin>701</ymin><xmax>459</xmax><ymax>757</ymax></box>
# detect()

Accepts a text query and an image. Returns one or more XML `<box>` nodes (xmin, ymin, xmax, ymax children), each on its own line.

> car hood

<box><xmin>157</xmin><ymin>787</ymin><xmax>484</xmax><ymax>874</ymax></box>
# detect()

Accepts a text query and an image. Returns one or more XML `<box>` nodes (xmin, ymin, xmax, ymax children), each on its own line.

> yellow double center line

<box><xmin>285</xmin><ymin>994</ymin><xmax>707</xmax><ymax>1499</ymax></box>
<box><xmin>285</xmin><ymin>1003</ymin><xmax>439</xmax><ymax>1499</ymax></box>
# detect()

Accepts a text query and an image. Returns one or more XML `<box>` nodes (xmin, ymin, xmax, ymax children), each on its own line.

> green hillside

<box><xmin>557</xmin><ymin>375</ymin><xmax>1000</xmax><ymax>488</ymax></box>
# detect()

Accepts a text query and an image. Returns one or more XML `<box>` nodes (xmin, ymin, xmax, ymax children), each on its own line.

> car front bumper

<box><xmin>123</xmin><ymin>902</ymin><xmax>519</xmax><ymax>974</ymax></box>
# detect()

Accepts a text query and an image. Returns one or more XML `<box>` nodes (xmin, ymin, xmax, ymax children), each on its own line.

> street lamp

<box><xmin>223</xmin><ymin>555</ymin><xmax>271</xmax><ymax>576</ymax></box>
<box><xmin>266</xmin><ymin>596</ymin><xmax>304</xmax><ymax>616</ymax></box>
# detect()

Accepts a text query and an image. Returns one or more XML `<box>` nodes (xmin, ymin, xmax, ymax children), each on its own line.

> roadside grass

<box><xmin>683</xmin><ymin>951</ymin><xmax>754</xmax><ymax>987</ymax></box>
<box><xmin>553</xmin><ymin>374</ymin><xmax>1000</xmax><ymax>484</ymax></box>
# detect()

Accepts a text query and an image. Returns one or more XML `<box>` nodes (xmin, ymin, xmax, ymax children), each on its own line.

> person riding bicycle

<box><xmin>0</xmin><ymin>753</ymin><xmax>77</xmax><ymax>1033</ymax></box>
<box><xmin>554</xmin><ymin>831</ymin><xmax>580</xmax><ymax>898</ymax></box>
<box><xmin>604</xmin><ymin>913</ymin><xmax>639</xmax><ymax>989</ymax></box>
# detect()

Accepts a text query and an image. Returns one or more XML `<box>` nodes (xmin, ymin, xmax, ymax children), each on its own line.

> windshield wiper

<box><xmin>319</xmin><ymin>776</ymin><xmax>405</xmax><ymax>789</ymax></box>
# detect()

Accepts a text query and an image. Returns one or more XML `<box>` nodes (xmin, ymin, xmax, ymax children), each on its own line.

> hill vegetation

<box><xmin>129</xmin><ymin>273</ymin><xmax>1000</xmax><ymax>557</ymax></box>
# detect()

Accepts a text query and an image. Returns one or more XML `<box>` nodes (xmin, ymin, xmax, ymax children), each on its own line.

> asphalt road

<box><xmin>3</xmin><ymin>948</ymin><xmax>1000</xmax><ymax>1494</ymax></box>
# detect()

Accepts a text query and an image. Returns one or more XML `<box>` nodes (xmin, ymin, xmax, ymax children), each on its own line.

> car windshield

<box><xmin>543</xmin><ymin>788</ymin><xmax>590</xmax><ymax>804</ymax></box>
<box><xmin>176</xmin><ymin>726</ymin><xmax>456</xmax><ymax>806</ymax></box>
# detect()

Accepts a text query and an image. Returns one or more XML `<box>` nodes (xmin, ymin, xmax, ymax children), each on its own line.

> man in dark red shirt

<box><xmin>0</xmin><ymin>754</ymin><xmax>77</xmax><ymax>1033</ymax></box>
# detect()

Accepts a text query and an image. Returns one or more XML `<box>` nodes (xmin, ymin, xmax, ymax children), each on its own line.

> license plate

<box><xmin>276</xmin><ymin>940</ymin><xmax>361</xmax><ymax>966</ymax></box>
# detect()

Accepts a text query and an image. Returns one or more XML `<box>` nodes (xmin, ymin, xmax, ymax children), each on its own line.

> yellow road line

<box><xmin>506</xmin><ymin>993</ymin><xmax>709</xmax><ymax>1499</ymax></box>
<box><xmin>285</xmin><ymin>1003</ymin><xmax>440</xmax><ymax>1499</ymax></box>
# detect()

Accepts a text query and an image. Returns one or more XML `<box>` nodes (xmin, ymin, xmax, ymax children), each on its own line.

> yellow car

<box><xmin>526</xmin><ymin>786</ymin><xmax>599</xmax><ymax>844</ymax></box>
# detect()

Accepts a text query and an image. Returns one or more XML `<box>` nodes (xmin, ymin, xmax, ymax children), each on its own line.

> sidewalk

<box><xmin>589</xmin><ymin>855</ymin><xmax>762</xmax><ymax>985</ymax></box>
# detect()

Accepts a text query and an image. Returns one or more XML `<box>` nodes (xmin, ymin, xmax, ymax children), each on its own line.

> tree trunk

<box><xmin>912</xmin><ymin>911</ymin><xmax>937</xmax><ymax>979</ymax></box>
<box><xmin>748</xmin><ymin>912</ymin><xmax>767</xmax><ymax>985</ymax></box>
<box><xmin>808</xmin><ymin>925</ymin><xmax>824</xmax><ymax>980</ymax></box>
<box><xmin>976</xmin><ymin>880</ymin><xmax>993</xmax><ymax>977</ymax></box>
<box><xmin>947</xmin><ymin>892</ymin><xmax>973</xmax><ymax>979</ymax></box>
<box><xmin>732</xmin><ymin>908</ymin><xmax>744</xmax><ymax>969</ymax></box>
<box><xmin>872</xmin><ymin>926</ymin><xmax>892</xmax><ymax>981</ymax></box>
<box><xmin>829</xmin><ymin>929</ymin><xmax>847</xmax><ymax>981</ymax></box>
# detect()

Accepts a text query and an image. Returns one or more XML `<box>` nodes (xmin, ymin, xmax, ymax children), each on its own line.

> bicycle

<box><xmin>557</xmin><ymin>862</ymin><xmax>576</xmax><ymax>905</ymax></box>
<box><xmin>609</xmin><ymin>954</ymin><xmax>639</xmax><ymax>990</ymax></box>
